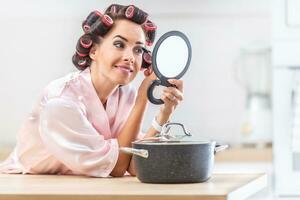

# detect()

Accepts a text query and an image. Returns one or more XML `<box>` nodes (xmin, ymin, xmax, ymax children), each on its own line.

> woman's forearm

<box><xmin>123</xmin><ymin>78</ymin><xmax>182</xmax><ymax>176</ymax></box>
<box><xmin>110</xmin><ymin>95</ymin><xmax>148</xmax><ymax>177</ymax></box>
<box><xmin>143</xmin><ymin>109</ymin><xmax>172</xmax><ymax>138</ymax></box>
<box><xmin>110</xmin><ymin>77</ymin><xmax>174</xmax><ymax>176</ymax></box>
<box><xmin>125</xmin><ymin>109</ymin><xmax>172</xmax><ymax>176</ymax></box>
<box><xmin>127</xmin><ymin>157</ymin><xmax>136</xmax><ymax>176</ymax></box>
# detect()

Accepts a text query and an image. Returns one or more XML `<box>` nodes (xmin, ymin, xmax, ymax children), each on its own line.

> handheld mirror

<box><xmin>147</xmin><ymin>30</ymin><xmax>192</xmax><ymax>104</ymax></box>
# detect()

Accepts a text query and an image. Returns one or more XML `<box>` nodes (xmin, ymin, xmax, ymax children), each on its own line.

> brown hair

<box><xmin>72</xmin><ymin>4</ymin><xmax>156</xmax><ymax>70</ymax></box>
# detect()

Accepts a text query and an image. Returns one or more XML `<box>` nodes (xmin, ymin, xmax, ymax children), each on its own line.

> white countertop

<box><xmin>214</xmin><ymin>161</ymin><xmax>273</xmax><ymax>200</ymax></box>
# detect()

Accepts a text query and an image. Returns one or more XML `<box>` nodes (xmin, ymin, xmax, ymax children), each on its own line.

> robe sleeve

<box><xmin>39</xmin><ymin>98</ymin><xmax>119</xmax><ymax>177</ymax></box>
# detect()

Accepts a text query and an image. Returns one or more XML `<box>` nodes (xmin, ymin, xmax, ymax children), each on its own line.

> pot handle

<box><xmin>161</xmin><ymin>122</ymin><xmax>192</xmax><ymax>136</ymax></box>
<box><xmin>214</xmin><ymin>144</ymin><xmax>229</xmax><ymax>154</ymax></box>
<box><xmin>119</xmin><ymin>147</ymin><xmax>149</xmax><ymax>158</ymax></box>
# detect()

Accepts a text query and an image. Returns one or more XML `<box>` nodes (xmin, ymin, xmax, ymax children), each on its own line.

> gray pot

<box><xmin>120</xmin><ymin>123</ymin><xmax>228</xmax><ymax>183</ymax></box>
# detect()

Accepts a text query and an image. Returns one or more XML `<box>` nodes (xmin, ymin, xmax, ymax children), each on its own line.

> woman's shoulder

<box><xmin>43</xmin><ymin>70</ymin><xmax>81</xmax><ymax>99</ymax></box>
<box><xmin>40</xmin><ymin>71</ymin><xmax>86</xmax><ymax>115</ymax></box>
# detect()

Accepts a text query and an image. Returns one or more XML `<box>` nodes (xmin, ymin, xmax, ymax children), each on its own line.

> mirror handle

<box><xmin>147</xmin><ymin>80</ymin><xmax>164</xmax><ymax>105</ymax></box>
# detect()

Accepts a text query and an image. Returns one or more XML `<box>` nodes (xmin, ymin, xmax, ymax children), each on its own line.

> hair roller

<box><xmin>72</xmin><ymin>54</ymin><xmax>90</xmax><ymax>70</ymax></box>
<box><xmin>110</xmin><ymin>5</ymin><xmax>117</xmax><ymax>13</ymax></box>
<box><xmin>82</xmin><ymin>10</ymin><xmax>102</xmax><ymax>33</ymax></box>
<box><xmin>76</xmin><ymin>34</ymin><xmax>92</xmax><ymax>57</ymax></box>
<box><xmin>125</xmin><ymin>6</ymin><xmax>134</xmax><ymax>19</ymax></box>
<box><xmin>145</xmin><ymin>29</ymin><xmax>156</xmax><ymax>46</ymax></box>
<box><xmin>142</xmin><ymin>20</ymin><xmax>156</xmax><ymax>46</ymax></box>
<box><xmin>141</xmin><ymin>50</ymin><xmax>152</xmax><ymax>68</ymax></box>
<box><xmin>109</xmin><ymin>4</ymin><xmax>120</xmax><ymax>14</ymax></box>
<box><xmin>78</xmin><ymin>58</ymin><xmax>87</xmax><ymax>66</ymax></box>
<box><xmin>102</xmin><ymin>14</ymin><xmax>114</xmax><ymax>27</ymax></box>
<box><xmin>89</xmin><ymin>14</ymin><xmax>114</xmax><ymax>36</ymax></box>
<box><xmin>80</xmin><ymin>34</ymin><xmax>92</xmax><ymax>48</ymax></box>
<box><xmin>142</xmin><ymin>20</ymin><xmax>157</xmax><ymax>31</ymax></box>
<box><xmin>105</xmin><ymin>4</ymin><xmax>123</xmax><ymax>14</ymax></box>
<box><xmin>73</xmin><ymin>4</ymin><xmax>157</xmax><ymax>70</ymax></box>
<box><xmin>125</xmin><ymin>5</ymin><xmax>148</xmax><ymax>24</ymax></box>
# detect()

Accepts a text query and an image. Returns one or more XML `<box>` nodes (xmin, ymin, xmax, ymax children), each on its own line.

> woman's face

<box><xmin>90</xmin><ymin>19</ymin><xmax>146</xmax><ymax>86</ymax></box>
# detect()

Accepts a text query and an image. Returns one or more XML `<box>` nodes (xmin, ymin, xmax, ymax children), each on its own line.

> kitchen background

<box><xmin>0</xmin><ymin>0</ymin><xmax>271</xmax><ymax>147</ymax></box>
<box><xmin>8</xmin><ymin>0</ymin><xmax>300</xmax><ymax>199</ymax></box>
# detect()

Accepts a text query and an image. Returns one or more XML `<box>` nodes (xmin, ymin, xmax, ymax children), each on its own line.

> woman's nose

<box><xmin>123</xmin><ymin>50</ymin><xmax>134</xmax><ymax>64</ymax></box>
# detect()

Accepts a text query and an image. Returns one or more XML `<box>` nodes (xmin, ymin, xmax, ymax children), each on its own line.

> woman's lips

<box><xmin>114</xmin><ymin>65</ymin><xmax>133</xmax><ymax>73</ymax></box>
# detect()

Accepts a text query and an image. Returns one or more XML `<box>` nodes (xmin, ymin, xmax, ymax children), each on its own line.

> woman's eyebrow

<box><xmin>113</xmin><ymin>35</ymin><xmax>144</xmax><ymax>45</ymax></box>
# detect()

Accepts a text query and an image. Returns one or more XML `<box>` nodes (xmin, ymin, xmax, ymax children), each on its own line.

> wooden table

<box><xmin>0</xmin><ymin>173</ymin><xmax>267</xmax><ymax>200</ymax></box>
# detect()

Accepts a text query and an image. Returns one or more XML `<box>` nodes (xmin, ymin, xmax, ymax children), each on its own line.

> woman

<box><xmin>0</xmin><ymin>4</ymin><xmax>183</xmax><ymax>177</ymax></box>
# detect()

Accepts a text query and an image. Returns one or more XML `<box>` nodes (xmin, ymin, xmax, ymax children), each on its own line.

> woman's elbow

<box><xmin>127</xmin><ymin>168</ymin><xmax>136</xmax><ymax>176</ymax></box>
<box><xmin>110</xmin><ymin>168</ymin><xmax>127</xmax><ymax>177</ymax></box>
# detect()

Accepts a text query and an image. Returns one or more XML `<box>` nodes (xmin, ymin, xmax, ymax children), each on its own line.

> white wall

<box><xmin>0</xmin><ymin>0</ymin><xmax>271</xmax><ymax>147</ymax></box>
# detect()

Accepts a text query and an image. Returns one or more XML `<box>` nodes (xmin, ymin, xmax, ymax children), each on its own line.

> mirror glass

<box><xmin>156</xmin><ymin>35</ymin><xmax>189</xmax><ymax>78</ymax></box>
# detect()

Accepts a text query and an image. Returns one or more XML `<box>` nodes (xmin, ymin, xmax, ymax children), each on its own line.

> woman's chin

<box><xmin>115</xmin><ymin>78</ymin><xmax>131</xmax><ymax>86</ymax></box>
<box><xmin>114</xmin><ymin>74</ymin><xmax>135</xmax><ymax>86</ymax></box>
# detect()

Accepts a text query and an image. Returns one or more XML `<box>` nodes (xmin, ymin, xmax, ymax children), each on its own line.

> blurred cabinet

<box><xmin>273</xmin><ymin>0</ymin><xmax>300</xmax><ymax>67</ymax></box>
<box><xmin>286</xmin><ymin>0</ymin><xmax>300</xmax><ymax>26</ymax></box>
<box><xmin>272</xmin><ymin>0</ymin><xmax>300</xmax><ymax>197</ymax></box>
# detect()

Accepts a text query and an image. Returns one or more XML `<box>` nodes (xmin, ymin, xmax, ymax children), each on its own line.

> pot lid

<box><xmin>135</xmin><ymin>122</ymin><xmax>215</xmax><ymax>145</ymax></box>
<box><xmin>132</xmin><ymin>140</ymin><xmax>215</xmax><ymax>145</ymax></box>
<box><xmin>133</xmin><ymin>133</ymin><xmax>216</xmax><ymax>145</ymax></box>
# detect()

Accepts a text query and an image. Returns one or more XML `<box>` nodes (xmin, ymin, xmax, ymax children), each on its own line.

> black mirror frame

<box><xmin>147</xmin><ymin>30</ymin><xmax>192</xmax><ymax>105</ymax></box>
<box><xmin>151</xmin><ymin>30</ymin><xmax>192</xmax><ymax>85</ymax></box>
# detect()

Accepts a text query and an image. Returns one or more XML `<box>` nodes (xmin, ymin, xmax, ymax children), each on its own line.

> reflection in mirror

<box><xmin>156</xmin><ymin>35</ymin><xmax>189</xmax><ymax>78</ymax></box>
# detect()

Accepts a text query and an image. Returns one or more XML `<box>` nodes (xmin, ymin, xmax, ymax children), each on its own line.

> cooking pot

<box><xmin>120</xmin><ymin>122</ymin><xmax>228</xmax><ymax>183</ymax></box>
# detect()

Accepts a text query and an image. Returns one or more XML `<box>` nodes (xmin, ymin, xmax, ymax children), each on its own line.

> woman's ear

<box><xmin>89</xmin><ymin>45</ymin><xmax>97</xmax><ymax>60</ymax></box>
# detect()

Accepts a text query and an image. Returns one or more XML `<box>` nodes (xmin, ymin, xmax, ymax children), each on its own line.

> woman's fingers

<box><xmin>168</xmin><ymin>79</ymin><xmax>183</xmax><ymax>92</ymax></box>
<box><xmin>163</xmin><ymin>87</ymin><xmax>183</xmax><ymax>101</ymax></box>
<box><xmin>143</xmin><ymin>66</ymin><xmax>157</xmax><ymax>80</ymax></box>
<box><xmin>143</xmin><ymin>67</ymin><xmax>153</xmax><ymax>76</ymax></box>
<box><xmin>159</xmin><ymin>79</ymin><xmax>184</xmax><ymax>114</ymax></box>
<box><xmin>161</xmin><ymin>94</ymin><xmax>179</xmax><ymax>106</ymax></box>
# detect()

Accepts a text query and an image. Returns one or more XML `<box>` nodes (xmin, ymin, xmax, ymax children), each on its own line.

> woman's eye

<box><xmin>135</xmin><ymin>47</ymin><xmax>144</xmax><ymax>55</ymax></box>
<box><xmin>114</xmin><ymin>41</ymin><xmax>124</xmax><ymax>48</ymax></box>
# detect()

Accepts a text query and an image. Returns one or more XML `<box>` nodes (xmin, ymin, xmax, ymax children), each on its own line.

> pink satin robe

<box><xmin>0</xmin><ymin>67</ymin><xmax>137</xmax><ymax>177</ymax></box>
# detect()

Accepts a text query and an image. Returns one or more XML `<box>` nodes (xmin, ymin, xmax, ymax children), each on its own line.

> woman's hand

<box><xmin>142</xmin><ymin>78</ymin><xmax>184</xmax><ymax>138</ymax></box>
<box><xmin>143</xmin><ymin>66</ymin><xmax>157</xmax><ymax>81</ymax></box>
<box><xmin>136</xmin><ymin>67</ymin><xmax>157</xmax><ymax>102</ymax></box>
<box><xmin>137</xmin><ymin>65</ymin><xmax>184</xmax><ymax>114</ymax></box>
<box><xmin>160</xmin><ymin>79</ymin><xmax>184</xmax><ymax>115</ymax></box>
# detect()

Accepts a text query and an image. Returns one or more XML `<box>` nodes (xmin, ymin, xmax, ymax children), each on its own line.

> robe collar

<box><xmin>78</xmin><ymin>68</ymin><xmax>120</xmax><ymax>139</ymax></box>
